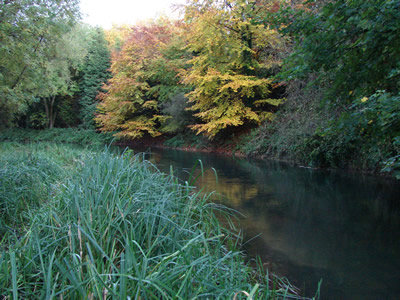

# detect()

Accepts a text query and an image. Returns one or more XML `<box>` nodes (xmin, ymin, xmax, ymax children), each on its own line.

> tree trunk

<box><xmin>44</xmin><ymin>95</ymin><xmax>56</xmax><ymax>128</ymax></box>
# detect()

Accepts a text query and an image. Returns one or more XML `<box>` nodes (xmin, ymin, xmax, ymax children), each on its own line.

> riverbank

<box><xmin>0</xmin><ymin>128</ymin><xmax>114</xmax><ymax>145</ymax></box>
<box><xmin>1</xmin><ymin>127</ymin><xmax>395</xmax><ymax>178</ymax></box>
<box><xmin>0</xmin><ymin>141</ymin><xmax>308</xmax><ymax>299</ymax></box>
<box><xmin>116</xmin><ymin>134</ymin><xmax>394</xmax><ymax>179</ymax></box>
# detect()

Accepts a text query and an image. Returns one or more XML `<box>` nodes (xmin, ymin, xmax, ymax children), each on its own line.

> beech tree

<box><xmin>182</xmin><ymin>0</ymin><xmax>286</xmax><ymax>138</ymax></box>
<box><xmin>96</xmin><ymin>20</ymin><xmax>182</xmax><ymax>139</ymax></box>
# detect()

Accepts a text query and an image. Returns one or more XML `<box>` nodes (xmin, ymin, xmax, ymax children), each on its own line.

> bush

<box><xmin>302</xmin><ymin>90</ymin><xmax>400</xmax><ymax>171</ymax></box>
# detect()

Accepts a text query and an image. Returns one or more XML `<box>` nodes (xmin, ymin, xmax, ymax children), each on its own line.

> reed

<box><xmin>0</xmin><ymin>142</ymin><xmax>314</xmax><ymax>299</ymax></box>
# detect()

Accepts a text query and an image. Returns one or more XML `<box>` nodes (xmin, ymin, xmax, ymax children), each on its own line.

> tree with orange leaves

<box><xmin>96</xmin><ymin>20</ymin><xmax>184</xmax><ymax>139</ymax></box>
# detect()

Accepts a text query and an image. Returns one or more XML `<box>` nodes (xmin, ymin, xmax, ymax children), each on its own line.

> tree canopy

<box><xmin>274</xmin><ymin>0</ymin><xmax>400</xmax><ymax>100</ymax></box>
<box><xmin>181</xmin><ymin>0</ymin><xmax>286</xmax><ymax>138</ymax></box>
<box><xmin>96</xmin><ymin>20</ymin><xmax>182</xmax><ymax>139</ymax></box>
<box><xmin>0</xmin><ymin>0</ymin><xmax>80</xmax><ymax>126</ymax></box>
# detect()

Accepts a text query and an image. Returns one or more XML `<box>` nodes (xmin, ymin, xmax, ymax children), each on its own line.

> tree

<box><xmin>33</xmin><ymin>25</ymin><xmax>88</xmax><ymax>129</ymax></box>
<box><xmin>78</xmin><ymin>27</ymin><xmax>111</xmax><ymax>129</ymax></box>
<box><xmin>272</xmin><ymin>0</ymin><xmax>400</xmax><ymax>172</ymax></box>
<box><xmin>96</xmin><ymin>20</ymin><xmax>184</xmax><ymax>139</ymax></box>
<box><xmin>181</xmin><ymin>0</ymin><xmax>286</xmax><ymax>139</ymax></box>
<box><xmin>0</xmin><ymin>0</ymin><xmax>80</xmax><ymax>126</ymax></box>
<box><xmin>104</xmin><ymin>24</ymin><xmax>132</xmax><ymax>52</ymax></box>
<box><xmin>274</xmin><ymin>0</ymin><xmax>400</xmax><ymax>101</ymax></box>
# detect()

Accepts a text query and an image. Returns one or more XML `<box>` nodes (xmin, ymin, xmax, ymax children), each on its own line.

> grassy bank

<box><xmin>0</xmin><ymin>128</ymin><xmax>114</xmax><ymax>145</ymax></box>
<box><xmin>0</xmin><ymin>142</ymin><xmax>307</xmax><ymax>299</ymax></box>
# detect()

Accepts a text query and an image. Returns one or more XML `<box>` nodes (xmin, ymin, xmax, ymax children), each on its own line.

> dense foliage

<box><xmin>95</xmin><ymin>0</ymin><xmax>286</xmax><ymax>140</ymax></box>
<box><xmin>78</xmin><ymin>27</ymin><xmax>111</xmax><ymax>129</ymax></box>
<box><xmin>181</xmin><ymin>0</ymin><xmax>285</xmax><ymax>138</ymax></box>
<box><xmin>96</xmin><ymin>20</ymin><xmax>187</xmax><ymax>139</ymax></box>
<box><xmin>276</xmin><ymin>0</ymin><xmax>400</xmax><ymax>99</ymax></box>
<box><xmin>0</xmin><ymin>0</ymin><xmax>80</xmax><ymax>126</ymax></box>
<box><xmin>264</xmin><ymin>0</ymin><xmax>400</xmax><ymax>175</ymax></box>
<box><xmin>1</xmin><ymin>0</ymin><xmax>399</xmax><ymax>176</ymax></box>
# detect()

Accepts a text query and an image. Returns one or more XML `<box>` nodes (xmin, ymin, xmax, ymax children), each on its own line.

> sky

<box><xmin>80</xmin><ymin>0</ymin><xmax>187</xmax><ymax>29</ymax></box>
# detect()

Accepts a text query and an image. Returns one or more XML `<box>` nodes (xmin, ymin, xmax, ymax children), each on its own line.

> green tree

<box><xmin>272</xmin><ymin>0</ymin><xmax>400</xmax><ymax>172</ymax></box>
<box><xmin>78</xmin><ymin>27</ymin><xmax>111</xmax><ymax>129</ymax></box>
<box><xmin>274</xmin><ymin>0</ymin><xmax>400</xmax><ymax>101</ymax></box>
<box><xmin>0</xmin><ymin>0</ymin><xmax>80</xmax><ymax>126</ymax></box>
<box><xmin>33</xmin><ymin>25</ymin><xmax>88</xmax><ymax>128</ymax></box>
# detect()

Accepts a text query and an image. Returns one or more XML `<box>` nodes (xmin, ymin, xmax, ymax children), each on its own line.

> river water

<box><xmin>132</xmin><ymin>146</ymin><xmax>400</xmax><ymax>299</ymax></box>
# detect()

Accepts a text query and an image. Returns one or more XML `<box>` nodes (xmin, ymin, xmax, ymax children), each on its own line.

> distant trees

<box><xmin>0</xmin><ymin>1</ymin><xmax>112</xmax><ymax>129</ymax></box>
<box><xmin>2</xmin><ymin>0</ymin><xmax>286</xmax><ymax>137</ymax></box>
<box><xmin>34</xmin><ymin>25</ymin><xmax>89</xmax><ymax>129</ymax></box>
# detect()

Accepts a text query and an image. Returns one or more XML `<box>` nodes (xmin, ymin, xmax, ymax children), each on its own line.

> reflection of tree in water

<box><xmin>197</xmin><ymin>169</ymin><xmax>259</xmax><ymax>207</ymax></box>
<box><xmin>211</xmin><ymin>157</ymin><xmax>400</xmax><ymax>300</ymax></box>
<box><xmin>233</xmin><ymin>157</ymin><xmax>400</xmax><ymax>229</ymax></box>
<box><xmin>140</xmin><ymin>147</ymin><xmax>400</xmax><ymax>300</ymax></box>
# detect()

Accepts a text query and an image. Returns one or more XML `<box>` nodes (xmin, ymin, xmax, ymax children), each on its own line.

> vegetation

<box><xmin>0</xmin><ymin>142</ymin><xmax>305</xmax><ymax>298</ymax></box>
<box><xmin>0</xmin><ymin>0</ymin><xmax>81</xmax><ymax>126</ymax></box>
<box><xmin>78</xmin><ymin>27</ymin><xmax>112</xmax><ymax>129</ymax></box>
<box><xmin>2</xmin><ymin>0</ymin><xmax>398</xmax><ymax>297</ymax></box>
<box><xmin>1</xmin><ymin>0</ymin><xmax>399</xmax><ymax>175</ymax></box>
<box><xmin>3</xmin><ymin>1</ymin><xmax>399</xmax><ymax>298</ymax></box>
<box><xmin>96</xmin><ymin>20</ymin><xmax>187</xmax><ymax>139</ymax></box>
<box><xmin>235</xmin><ymin>0</ymin><xmax>400</xmax><ymax>177</ymax></box>
<box><xmin>181</xmin><ymin>0</ymin><xmax>285</xmax><ymax>139</ymax></box>
<box><xmin>0</xmin><ymin>128</ymin><xmax>114</xmax><ymax>145</ymax></box>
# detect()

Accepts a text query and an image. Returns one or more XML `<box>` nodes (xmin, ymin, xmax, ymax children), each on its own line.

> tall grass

<box><xmin>0</xmin><ymin>142</ymin><xmax>312</xmax><ymax>299</ymax></box>
<box><xmin>0</xmin><ymin>128</ymin><xmax>114</xmax><ymax>145</ymax></box>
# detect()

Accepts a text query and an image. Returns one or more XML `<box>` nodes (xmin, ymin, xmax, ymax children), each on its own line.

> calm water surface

<box><xmin>133</xmin><ymin>147</ymin><xmax>400</xmax><ymax>300</ymax></box>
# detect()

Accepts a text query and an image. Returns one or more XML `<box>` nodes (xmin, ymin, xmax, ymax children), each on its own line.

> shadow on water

<box><xmin>130</xmin><ymin>146</ymin><xmax>400</xmax><ymax>300</ymax></box>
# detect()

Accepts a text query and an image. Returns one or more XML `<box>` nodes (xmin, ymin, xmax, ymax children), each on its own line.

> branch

<box><xmin>11</xmin><ymin>34</ymin><xmax>45</xmax><ymax>89</ymax></box>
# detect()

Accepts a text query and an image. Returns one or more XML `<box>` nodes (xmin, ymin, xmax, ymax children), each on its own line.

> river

<box><xmin>131</xmin><ymin>146</ymin><xmax>400</xmax><ymax>299</ymax></box>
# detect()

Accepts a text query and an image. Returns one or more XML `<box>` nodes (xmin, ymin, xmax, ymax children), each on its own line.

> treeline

<box><xmin>1</xmin><ymin>0</ymin><xmax>399</xmax><ymax>177</ymax></box>
<box><xmin>95</xmin><ymin>1</ymin><xmax>288</xmax><ymax>140</ymax></box>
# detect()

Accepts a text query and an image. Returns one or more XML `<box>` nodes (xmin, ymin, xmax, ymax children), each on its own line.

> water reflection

<box><xmin>136</xmin><ymin>147</ymin><xmax>400</xmax><ymax>300</ymax></box>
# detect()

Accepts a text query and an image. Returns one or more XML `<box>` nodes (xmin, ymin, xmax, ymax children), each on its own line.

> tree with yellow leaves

<box><xmin>182</xmin><ymin>0</ymin><xmax>286</xmax><ymax>138</ymax></box>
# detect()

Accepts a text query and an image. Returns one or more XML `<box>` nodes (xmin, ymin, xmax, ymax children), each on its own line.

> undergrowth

<box><xmin>236</xmin><ymin>82</ymin><xmax>400</xmax><ymax>178</ymax></box>
<box><xmin>0</xmin><ymin>128</ymin><xmax>114</xmax><ymax>145</ymax></box>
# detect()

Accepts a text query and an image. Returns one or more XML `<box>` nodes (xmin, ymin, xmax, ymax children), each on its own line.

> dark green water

<box><xmin>135</xmin><ymin>147</ymin><xmax>400</xmax><ymax>300</ymax></box>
